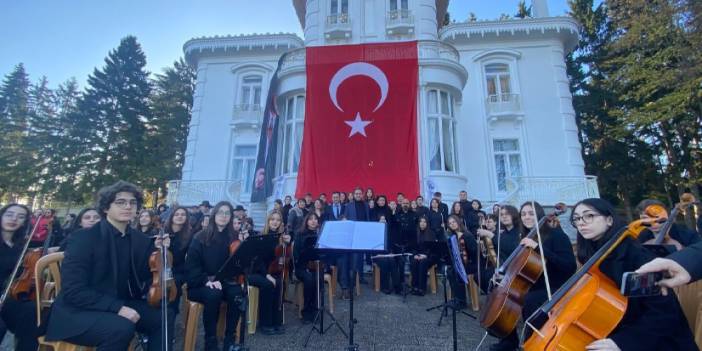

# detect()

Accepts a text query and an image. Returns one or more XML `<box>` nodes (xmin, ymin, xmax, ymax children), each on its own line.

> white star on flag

<box><xmin>344</xmin><ymin>112</ymin><xmax>373</xmax><ymax>138</ymax></box>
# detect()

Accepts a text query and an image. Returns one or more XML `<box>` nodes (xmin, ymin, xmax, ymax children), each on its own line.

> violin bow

<box><xmin>530</xmin><ymin>199</ymin><xmax>552</xmax><ymax>301</ymax></box>
<box><xmin>0</xmin><ymin>214</ymin><xmax>42</xmax><ymax>309</ymax></box>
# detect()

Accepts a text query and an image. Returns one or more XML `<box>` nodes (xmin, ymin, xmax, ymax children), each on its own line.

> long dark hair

<box><xmin>519</xmin><ymin>201</ymin><xmax>553</xmax><ymax>239</ymax></box>
<box><xmin>416</xmin><ymin>215</ymin><xmax>435</xmax><ymax>242</ymax></box>
<box><xmin>164</xmin><ymin>206</ymin><xmax>192</xmax><ymax>251</ymax></box>
<box><xmin>571</xmin><ymin>198</ymin><xmax>626</xmax><ymax>264</ymax></box>
<box><xmin>68</xmin><ymin>207</ymin><xmax>98</xmax><ymax>234</ymax></box>
<box><xmin>499</xmin><ymin>205</ymin><xmax>520</xmax><ymax>230</ymax></box>
<box><xmin>297</xmin><ymin>212</ymin><xmax>320</xmax><ymax>235</ymax></box>
<box><xmin>0</xmin><ymin>204</ymin><xmax>31</xmax><ymax>245</ymax></box>
<box><xmin>202</xmin><ymin>201</ymin><xmax>234</xmax><ymax>246</ymax></box>
<box><xmin>450</xmin><ymin>201</ymin><xmax>464</xmax><ymax>217</ymax></box>
<box><xmin>446</xmin><ymin>214</ymin><xmax>467</xmax><ymax>234</ymax></box>
<box><xmin>133</xmin><ymin>209</ymin><xmax>158</xmax><ymax>233</ymax></box>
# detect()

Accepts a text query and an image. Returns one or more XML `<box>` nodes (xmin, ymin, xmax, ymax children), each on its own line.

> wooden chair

<box><xmin>295</xmin><ymin>271</ymin><xmax>335</xmax><ymax>317</ymax></box>
<box><xmin>446</xmin><ymin>274</ymin><xmax>480</xmax><ymax>312</ymax></box>
<box><xmin>34</xmin><ymin>252</ymin><xmax>95</xmax><ymax>351</ymax></box>
<box><xmin>182</xmin><ymin>285</ymin><xmax>259</xmax><ymax>351</ymax></box>
<box><xmin>674</xmin><ymin>280</ymin><xmax>702</xmax><ymax>349</ymax></box>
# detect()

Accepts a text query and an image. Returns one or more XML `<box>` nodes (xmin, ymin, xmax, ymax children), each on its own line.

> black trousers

<box><xmin>410</xmin><ymin>256</ymin><xmax>437</xmax><ymax>292</ymax></box>
<box><xmin>295</xmin><ymin>267</ymin><xmax>323</xmax><ymax>320</ymax></box>
<box><xmin>376</xmin><ymin>256</ymin><xmax>403</xmax><ymax>292</ymax></box>
<box><xmin>63</xmin><ymin>299</ymin><xmax>174</xmax><ymax>351</ymax></box>
<box><xmin>248</xmin><ymin>274</ymin><xmax>283</xmax><ymax>328</ymax></box>
<box><xmin>0</xmin><ymin>298</ymin><xmax>38</xmax><ymax>351</ymax></box>
<box><xmin>187</xmin><ymin>283</ymin><xmax>244</xmax><ymax>341</ymax></box>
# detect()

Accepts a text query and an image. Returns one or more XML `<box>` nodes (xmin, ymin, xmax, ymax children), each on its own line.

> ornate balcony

<box><xmin>325</xmin><ymin>14</ymin><xmax>352</xmax><ymax>40</ymax></box>
<box><xmin>166</xmin><ymin>179</ymin><xmax>243</xmax><ymax>207</ymax></box>
<box><xmin>486</xmin><ymin>93</ymin><xmax>521</xmax><ymax>115</ymax></box>
<box><xmin>503</xmin><ymin>176</ymin><xmax>600</xmax><ymax>207</ymax></box>
<box><xmin>232</xmin><ymin>104</ymin><xmax>263</xmax><ymax>129</ymax></box>
<box><xmin>386</xmin><ymin>10</ymin><xmax>414</xmax><ymax>35</ymax></box>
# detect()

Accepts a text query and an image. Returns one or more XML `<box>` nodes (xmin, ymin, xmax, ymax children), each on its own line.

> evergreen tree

<box><xmin>516</xmin><ymin>0</ymin><xmax>533</xmax><ymax>18</ymax></box>
<box><xmin>76</xmin><ymin>36</ymin><xmax>152</xmax><ymax>193</ymax></box>
<box><xmin>144</xmin><ymin>58</ymin><xmax>195</xmax><ymax>194</ymax></box>
<box><xmin>26</xmin><ymin>76</ymin><xmax>57</xmax><ymax>203</ymax></box>
<box><xmin>0</xmin><ymin>64</ymin><xmax>32</xmax><ymax>201</ymax></box>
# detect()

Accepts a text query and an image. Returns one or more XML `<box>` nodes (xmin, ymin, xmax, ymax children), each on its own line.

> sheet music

<box><xmin>317</xmin><ymin>221</ymin><xmax>386</xmax><ymax>252</ymax></box>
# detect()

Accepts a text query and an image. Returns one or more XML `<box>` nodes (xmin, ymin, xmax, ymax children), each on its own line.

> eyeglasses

<box><xmin>113</xmin><ymin>199</ymin><xmax>138</xmax><ymax>209</ymax></box>
<box><xmin>570</xmin><ymin>213</ymin><xmax>603</xmax><ymax>226</ymax></box>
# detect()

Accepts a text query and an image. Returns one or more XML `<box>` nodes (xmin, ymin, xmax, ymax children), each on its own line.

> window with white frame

<box><xmin>330</xmin><ymin>0</ymin><xmax>349</xmax><ymax>23</ymax></box>
<box><xmin>484</xmin><ymin>63</ymin><xmax>512</xmax><ymax>102</ymax></box>
<box><xmin>239</xmin><ymin>75</ymin><xmax>262</xmax><ymax>111</ymax></box>
<box><xmin>280</xmin><ymin>95</ymin><xmax>305</xmax><ymax>175</ymax></box>
<box><xmin>426</xmin><ymin>89</ymin><xmax>458</xmax><ymax>173</ymax></box>
<box><xmin>493</xmin><ymin>139</ymin><xmax>523</xmax><ymax>192</ymax></box>
<box><xmin>231</xmin><ymin>145</ymin><xmax>257</xmax><ymax>194</ymax></box>
<box><xmin>389</xmin><ymin>0</ymin><xmax>408</xmax><ymax>11</ymax></box>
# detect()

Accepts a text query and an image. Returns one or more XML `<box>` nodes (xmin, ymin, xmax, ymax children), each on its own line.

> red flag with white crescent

<box><xmin>296</xmin><ymin>41</ymin><xmax>419</xmax><ymax>198</ymax></box>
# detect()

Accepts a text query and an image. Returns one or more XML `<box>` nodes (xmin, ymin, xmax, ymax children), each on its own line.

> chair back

<box><xmin>674</xmin><ymin>280</ymin><xmax>702</xmax><ymax>348</ymax></box>
<box><xmin>34</xmin><ymin>252</ymin><xmax>64</xmax><ymax>326</ymax></box>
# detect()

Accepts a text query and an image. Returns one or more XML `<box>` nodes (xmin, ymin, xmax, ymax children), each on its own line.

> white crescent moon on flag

<box><xmin>329</xmin><ymin>62</ymin><xmax>388</xmax><ymax>113</ymax></box>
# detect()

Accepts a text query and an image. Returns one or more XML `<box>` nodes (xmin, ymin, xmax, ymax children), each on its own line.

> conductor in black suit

<box><xmin>45</xmin><ymin>181</ymin><xmax>173</xmax><ymax>351</ymax></box>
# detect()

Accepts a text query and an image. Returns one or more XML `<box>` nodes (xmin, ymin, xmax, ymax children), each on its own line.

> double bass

<box><xmin>479</xmin><ymin>203</ymin><xmax>567</xmax><ymax>338</ymax></box>
<box><xmin>521</xmin><ymin>219</ymin><xmax>652</xmax><ymax>350</ymax></box>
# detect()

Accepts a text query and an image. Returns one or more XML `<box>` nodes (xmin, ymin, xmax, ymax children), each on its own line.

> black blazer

<box><xmin>45</xmin><ymin>220</ymin><xmax>154</xmax><ymax>341</ymax></box>
<box><xmin>324</xmin><ymin>203</ymin><xmax>345</xmax><ymax>221</ymax></box>
<box><xmin>670</xmin><ymin>240</ymin><xmax>702</xmax><ymax>282</ymax></box>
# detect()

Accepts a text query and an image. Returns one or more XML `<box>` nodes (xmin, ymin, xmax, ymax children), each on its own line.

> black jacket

<box><xmin>185</xmin><ymin>229</ymin><xmax>237</xmax><ymax>289</ymax></box>
<box><xmin>670</xmin><ymin>240</ymin><xmax>702</xmax><ymax>283</ymax></box>
<box><xmin>427</xmin><ymin>209</ymin><xmax>445</xmax><ymax>238</ymax></box>
<box><xmin>531</xmin><ymin>227</ymin><xmax>577</xmax><ymax>292</ymax></box>
<box><xmin>168</xmin><ymin>229</ymin><xmax>192</xmax><ymax>285</ymax></box>
<box><xmin>493</xmin><ymin>226</ymin><xmax>521</xmax><ymax>265</ymax></box>
<box><xmin>637</xmin><ymin>223</ymin><xmax>701</xmax><ymax>248</ymax></box>
<box><xmin>0</xmin><ymin>241</ymin><xmax>23</xmax><ymax>290</ymax></box>
<box><xmin>448</xmin><ymin>230</ymin><xmax>478</xmax><ymax>275</ymax></box>
<box><xmin>324</xmin><ymin>203</ymin><xmax>345</xmax><ymax>221</ymax></box>
<box><xmin>45</xmin><ymin>220</ymin><xmax>154</xmax><ymax>341</ymax></box>
<box><xmin>294</xmin><ymin>228</ymin><xmax>319</xmax><ymax>270</ymax></box>
<box><xmin>392</xmin><ymin>208</ymin><xmax>417</xmax><ymax>250</ymax></box>
<box><xmin>603</xmin><ymin>237</ymin><xmax>698</xmax><ymax>351</ymax></box>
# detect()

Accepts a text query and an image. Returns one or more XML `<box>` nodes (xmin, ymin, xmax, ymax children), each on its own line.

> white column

<box><xmin>532</xmin><ymin>0</ymin><xmax>550</xmax><ymax>18</ymax></box>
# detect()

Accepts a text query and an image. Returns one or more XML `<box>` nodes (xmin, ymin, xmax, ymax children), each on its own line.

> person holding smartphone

<box><xmin>570</xmin><ymin>198</ymin><xmax>695</xmax><ymax>351</ymax></box>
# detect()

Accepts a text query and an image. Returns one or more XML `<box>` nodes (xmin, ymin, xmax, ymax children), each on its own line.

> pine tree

<box><xmin>26</xmin><ymin>76</ymin><xmax>57</xmax><ymax>203</ymax></box>
<box><xmin>516</xmin><ymin>1</ymin><xmax>533</xmax><ymax>18</ymax></box>
<box><xmin>144</xmin><ymin>58</ymin><xmax>195</xmax><ymax>194</ymax></box>
<box><xmin>0</xmin><ymin>64</ymin><xmax>32</xmax><ymax>201</ymax></box>
<box><xmin>76</xmin><ymin>36</ymin><xmax>153</xmax><ymax>193</ymax></box>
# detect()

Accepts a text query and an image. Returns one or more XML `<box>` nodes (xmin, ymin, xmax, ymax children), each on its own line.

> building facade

<box><xmin>170</xmin><ymin>0</ymin><xmax>599</xmax><ymax>218</ymax></box>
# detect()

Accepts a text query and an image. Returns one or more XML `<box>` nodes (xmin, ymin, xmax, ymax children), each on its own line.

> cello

<box><xmin>521</xmin><ymin>219</ymin><xmax>652</xmax><ymax>351</ymax></box>
<box><xmin>479</xmin><ymin>203</ymin><xmax>567</xmax><ymax>338</ymax></box>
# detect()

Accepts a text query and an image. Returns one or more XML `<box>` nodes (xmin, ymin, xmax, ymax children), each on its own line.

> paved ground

<box><xmin>2</xmin><ymin>275</ymin><xmax>499</xmax><ymax>351</ymax></box>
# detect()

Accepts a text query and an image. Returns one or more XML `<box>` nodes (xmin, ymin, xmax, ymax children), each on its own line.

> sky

<box><xmin>0</xmin><ymin>1</ymin><xmax>574</xmax><ymax>88</ymax></box>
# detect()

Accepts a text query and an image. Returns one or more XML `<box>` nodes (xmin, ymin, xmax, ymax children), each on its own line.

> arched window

<box><xmin>280</xmin><ymin>95</ymin><xmax>305</xmax><ymax>175</ymax></box>
<box><xmin>238</xmin><ymin>75</ymin><xmax>262</xmax><ymax>111</ymax></box>
<box><xmin>426</xmin><ymin>88</ymin><xmax>458</xmax><ymax>173</ymax></box>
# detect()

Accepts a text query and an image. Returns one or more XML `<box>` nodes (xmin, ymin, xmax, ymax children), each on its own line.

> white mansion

<box><xmin>168</xmin><ymin>0</ymin><xmax>599</xmax><ymax>219</ymax></box>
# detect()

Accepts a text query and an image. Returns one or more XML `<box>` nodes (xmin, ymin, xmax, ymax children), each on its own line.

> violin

<box><xmin>522</xmin><ymin>218</ymin><xmax>653</xmax><ymax>350</ymax></box>
<box><xmin>268</xmin><ymin>235</ymin><xmax>293</xmax><ymax>276</ymax></box>
<box><xmin>479</xmin><ymin>203</ymin><xmax>567</xmax><ymax>338</ymax></box>
<box><xmin>228</xmin><ymin>239</ymin><xmax>246</xmax><ymax>284</ymax></box>
<box><xmin>641</xmin><ymin>193</ymin><xmax>697</xmax><ymax>251</ymax></box>
<box><xmin>146</xmin><ymin>232</ymin><xmax>177</xmax><ymax>307</ymax></box>
<box><xmin>9</xmin><ymin>217</ymin><xmax>50</xmax><ymax>302</ymax></box>
<box><xmin>478</xmin><ymin>218</ymin><xmax>498</xmax><ymax>268</ymax></box>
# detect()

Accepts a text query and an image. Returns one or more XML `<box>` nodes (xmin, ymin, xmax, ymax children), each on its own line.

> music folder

<box><xmin>215</xmin><ymin>233</ymin><xmax>280</xmax><ymax>282</ymax></box>
<box><xmin>316</xmin><ymin>220</ymin><xmax>387</xmax><ymax>253</ymax></box>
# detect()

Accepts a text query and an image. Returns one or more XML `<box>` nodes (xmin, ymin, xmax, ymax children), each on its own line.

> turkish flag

<box><xmin>296</xmin><ymin>41</ymin><xmax>419</xmax><ymax>198</ymax></box>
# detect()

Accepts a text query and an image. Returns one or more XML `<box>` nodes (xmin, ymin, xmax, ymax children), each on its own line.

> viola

<box><xmin>10</xmin><ymin>217</ymin><xmax>51</xmax><ymax>302</ymax></box>
<box><xmin>479</xmin><ymin>203</ymin><xmax>567</xmax><ymax>338</ymax></box>
<box><xmin>146</xmin><ymin>233</ymin><xmax>177</xmax><ymax>307</ymax></box>
<box><xmin>641</xmin><ymin>193</ymin><xmax>696</xmax><ymax>251</ymax></box>
<box><xmin>522</xmin><ymin>219</ymin><xmax>652</xmax><ymax>350</ymax></box>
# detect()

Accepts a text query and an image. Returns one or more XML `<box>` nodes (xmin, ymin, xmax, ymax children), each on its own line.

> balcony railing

<box><xmin>486</xmin><ymin>93</ymin><xmax>521</xmax><ymax>115</ymax></box>
<box><xmin>232</xmin><ymin>104</ymin><xmax>263</xmax><ymax>128</ymax></box>
<box><xmin>386</xmin><ymin>10</ymin><xmax>414</xmax><ymax>35</ymax></box>
<box><xmin>503</xmin><ymin>176</ymin><xmax>600</xmax><ymax>207</ymax></box>
<box><xmin>325</xmin><ymin>14</ymin><xmax>352</xmax><ymax>40</ymax></box>
<box><xmin>166</xmin><ymin>179</ymin><xmax>243</xmax><ymax>207</ymax></box>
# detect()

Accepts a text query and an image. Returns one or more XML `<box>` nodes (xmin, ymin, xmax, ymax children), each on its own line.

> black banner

<box><xmin>250</xmin><ymin>53</ymin><xmax>287</xmax><ymax>202</ymax></box>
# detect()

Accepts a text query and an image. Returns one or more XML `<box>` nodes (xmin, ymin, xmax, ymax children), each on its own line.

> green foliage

<box><xmin>516</xmin><ymin>1</ymin><xmax>533</xmax><ymax>18</ymax></box>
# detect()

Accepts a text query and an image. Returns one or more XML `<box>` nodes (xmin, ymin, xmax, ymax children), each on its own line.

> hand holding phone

<box><xmin>621</xmin><ymin>271</ymin><xmax>664</xmax><ymax>297</ymax></box>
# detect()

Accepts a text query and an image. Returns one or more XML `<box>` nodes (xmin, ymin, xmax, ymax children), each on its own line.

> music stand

<box><xmin>215</xmin><ymin>234</ymin><xmax>280</xmax><ymax>350</ymax></box>
<box><xmin>316</xmin><ymin>220</ymin><xmax>387</xmax><ymax>351</ymax></box>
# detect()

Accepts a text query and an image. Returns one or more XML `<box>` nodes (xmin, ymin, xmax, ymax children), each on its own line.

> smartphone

<box><xmin>621</xmin><ymin>271</ymin><xmax>663</xmax><ymax>297</ymax></box>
